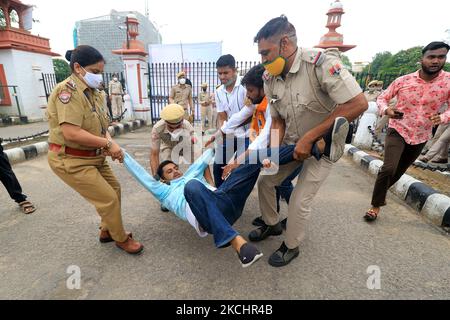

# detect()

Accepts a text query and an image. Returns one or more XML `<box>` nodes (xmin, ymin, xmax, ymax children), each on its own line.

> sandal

<box><xmin>19</xmin><ymin>201</ymin><xmax>36</xmax><ymax>215</ymax></box>
<box><xmin>364</xmin><ymin>209</ymin><xmax>378</xmax><ymax>222</ymax></box>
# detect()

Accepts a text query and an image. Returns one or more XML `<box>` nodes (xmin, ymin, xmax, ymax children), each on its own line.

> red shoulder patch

<box><xmin>58</xmin><ymin>90</ymin><xmax>72</xmax><ymax>104</ymax></box>
<box><xmin>329</xmin><ymin>63</ymin><xmax>343</xmax><ymax>76</ymax></box>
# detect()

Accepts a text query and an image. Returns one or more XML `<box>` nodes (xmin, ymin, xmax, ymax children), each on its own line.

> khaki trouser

<box><xmin>201</xmin><ymin>105</ymin><xmax>212</xmax><ymax>130</ymax></box>
<box><xmin>48</xmin><ymin>152</ymin><xmax>128</xmax><ymax>242</ymax></box>
<box><xmin>258</xmin><ymin>157</ymin><xmax>333</xmax><ymax>249</ymax></box>
<box><xmin>211</xmin><ymin>108</ymin><xmax>218</xmax><ymax>130</ymax></box>
<box><xmin>423</xmin><ymin>124</ymin><xmax>450</xmax><ymax>161</ymax></box>
<box><xmin>111</xmin><ymin>95</ymin><xmax>123</xmax><ymax>118</ymax></box>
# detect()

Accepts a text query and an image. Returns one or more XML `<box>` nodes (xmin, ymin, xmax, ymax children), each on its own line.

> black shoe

<box><xmin>161</xmin><ymin>205</ymin><xmax>169</xmax><ymax>212</ymax></box>
<box><xmin>249</xmin><ymin>223</ymin><xmax>283</xmax><ymax>242</ymax></box>
<box><xmin>238</xmin><ymin>243</ymin><xmax>264</xmax><ymax>268</ymax></box>
<box><xmin>268</xmin><ymin>242</ymin><xmax>300</xmax><ymax>268</ymax></box>
<box><xmin>252</xmin><ymin>217</ymin><xmax>288</xmax><ymax>231</ymax></box>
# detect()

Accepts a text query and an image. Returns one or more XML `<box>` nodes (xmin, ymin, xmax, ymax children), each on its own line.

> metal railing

<box><xmin>0</xmin><ymin>85</ymin><xmax>24</xmax><ymax>119</ymax></box>
<box><xmin>40</xmin><ymin>72</ymin><xmax>126</xmax><ymax>101</ymax></box>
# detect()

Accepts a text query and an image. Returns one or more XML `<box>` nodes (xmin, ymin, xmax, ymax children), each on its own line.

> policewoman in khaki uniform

<box><xmin>169</xmin><ymin>72</ymin><xmax>194</xmax><ymax>123</ymax></box>
<box><xmin>250</xmin><ymin>16</ymin><xmax>368</xmax><ymax>267</ymax></box>
<box><xmin>47</xmin><ymin>45</ymin><xmax>143</xmax><ymax>255</ymax></box>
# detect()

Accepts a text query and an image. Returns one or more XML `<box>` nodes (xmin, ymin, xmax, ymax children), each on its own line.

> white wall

<box><xmin>0</xmin><ymin>49</ymin><xmax>54</xmax><ymax>121</ymax></box>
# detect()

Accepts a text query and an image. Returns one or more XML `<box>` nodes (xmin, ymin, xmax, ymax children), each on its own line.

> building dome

<box><xmin>330</xmin><ymin>0</ymin><xmax>343</xmax><ymax>10</ymax></box>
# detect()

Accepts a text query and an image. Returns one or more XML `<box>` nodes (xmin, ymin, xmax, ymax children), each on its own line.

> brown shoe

<box><xmin>430</xmin><ymin>158</ymin><xmax>448</xmax><ymax>164</ymax></box>
<box><xmin>418</xmin><ymin>156</ymin><xmax>429</xmax><ymax>163</ymax></box>
<box><xmin>99</xmin><ymin>230</ymin><xmax>133</xmax><ymax>243</ymax></box>
<box><xmin>115</xmin><ymin>236</ymin><xmax>144</xmax><ymax>255</ymax></box>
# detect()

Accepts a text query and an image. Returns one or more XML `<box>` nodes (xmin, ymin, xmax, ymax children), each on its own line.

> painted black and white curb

<box><xmin>4</xmin><ymin>120</ymin><xmax>147</xmax><ymax>165</ymax></box>
<box><xmin>344</xmin><ymin>144</ymin><xmax>450</xmax><ymax>230</ymax></box>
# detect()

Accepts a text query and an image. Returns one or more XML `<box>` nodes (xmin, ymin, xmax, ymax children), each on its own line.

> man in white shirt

<box><xmin>214</xmin><ymin>54</ymin><xmax>250</xmax><ymax>187</ymax></box>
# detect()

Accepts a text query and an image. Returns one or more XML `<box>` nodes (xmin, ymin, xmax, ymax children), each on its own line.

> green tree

<box><xmin>341</xmin><ymin>54</ymin><xmax>352</xmax><ymax>70</ymax></box>
<box><xmin>363</xmin><ymin>51</ymin><xmax>392</xmax><ymax>74</ymax></box>
<box><xmin>53</xmin><ymin>59</ymin><xmax>71</xmax><ymax>82</ymax></box>
<box><xmin>379</xmin><ymin>46</ymin><xmax>422</xmax><ymax>74</ymax></box>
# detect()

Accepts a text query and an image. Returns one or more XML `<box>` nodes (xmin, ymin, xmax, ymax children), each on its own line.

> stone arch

<box><xmin>9</xmin><ymin>8</ymin><xmax>19</xmax><ymax>28</ymax></box>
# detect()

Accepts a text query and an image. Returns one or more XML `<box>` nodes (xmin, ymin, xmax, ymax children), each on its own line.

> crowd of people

<box><xmin>2</xmin><ymin>15</ymin><xmax>449</xmax><ymax>269</ymax></box>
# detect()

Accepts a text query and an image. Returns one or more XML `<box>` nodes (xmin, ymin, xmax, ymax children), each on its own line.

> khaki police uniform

<box><xmin>151</xmin><ymin>119</ymin><xmax>195</xmax><ymax>163</ymax></box>
<box><xmin>47</xmin><ymin>74</ymin><xmax>128</xmax><ymax>243</ymax></box>
<box><xmin>259</xmin><ymin>48</ymin><xmax>362</xmax><ymax>249</ymax></box>
<box><xmin>169</xmin><ymin>84</ymin><xmax>193</xmax><ymax>121</ymax></box>
<box><xmin>108</xmin><ymin>79</ymin><xmax>124</xmax><ymax>118</ymax></box>
<box><xmin>199</xmin><ymin>88</ymin><xmax>213</xmax><ymax>130</ymax></box>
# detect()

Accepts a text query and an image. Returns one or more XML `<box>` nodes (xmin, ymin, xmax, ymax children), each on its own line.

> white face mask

<box><xmin>81</xmin><ymin>67</ymin><xmax>103</xmax><ymax>89</ymax></box>
<box><xmin>113</xmin><ymin>77</ymin><xmax>118</xmax><ymax>82</ymax></box>
<box><xmin>179</xmin><ymin>78</ymin><xmax>186</xmax><ymax>85</ymax></box>
<box><xmin>169</xmin><ymin>129</ymin><xmax>184</xmax><ymax>140</ymax></box>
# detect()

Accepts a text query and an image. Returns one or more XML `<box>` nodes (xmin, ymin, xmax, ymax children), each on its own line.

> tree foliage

<box><xmin>53</xmin><ymin>59</ymin><xmax>71</xmax><ymax>82</ymax></box>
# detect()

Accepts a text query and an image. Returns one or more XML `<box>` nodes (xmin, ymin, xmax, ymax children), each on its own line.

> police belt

<box><xmin>49</xmin><ymin>143</ymin><xmax>103</xmax><ymax>157</ymax></box>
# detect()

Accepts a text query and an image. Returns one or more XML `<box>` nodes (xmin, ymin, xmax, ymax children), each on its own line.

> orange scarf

<box><xmin>249</xmin><ymin>96</ymin><xmax>268</xmax><ymax>142</ymax></box>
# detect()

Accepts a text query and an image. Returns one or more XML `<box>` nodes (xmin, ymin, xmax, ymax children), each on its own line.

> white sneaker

<box><xmin>328</xmin><ymin>117</ymin><xmax>349</xmax><ymax>163</ymax></box>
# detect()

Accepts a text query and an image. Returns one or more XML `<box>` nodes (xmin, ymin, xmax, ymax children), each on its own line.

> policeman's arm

<box><xmin>294</xmin><ymin>93</ymin><xmax>368</xmax><ymax>160</ymax></box>
<box><xmin>150</xmin><ymin>148</ymin><xmax>160</xmax><ymax>176</ymax></box>
<box><xmin>270</xmin><ymin>116</ymin><xmax>286</xmax><ymax>148</ymax></box>
<box><xmin>169</xmin><ymin>87</ymin><xmax>175</xmax><ymax>104</ymax></box>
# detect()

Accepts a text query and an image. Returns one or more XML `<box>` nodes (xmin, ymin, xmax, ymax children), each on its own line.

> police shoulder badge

<box><xmin>58</xmin><ymin>90</ymin><xmax>72</xmax><ymax>104</ymax></box>
<box><xmin>66</xmin><ymin>80</ymin><xmax>77</xmax><ymax>91</ymax></box>
<box><xmin>329</xmin><ymin>63</ymin><xmax>343</xmax><ymax>76</ymax></box>
<box><xmin>302</xmin><ymin>49</ymin><xmax>326</xmax><ymax>66</ymax></box>
<box><xmin>262</xmin><ymin>70</ymin><xmax>272</xmax><ymax>82</ymax></box>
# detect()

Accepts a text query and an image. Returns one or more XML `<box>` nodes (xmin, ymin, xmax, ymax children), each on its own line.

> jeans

<box><xmin>213</xmin><ymin>137</ymin><xmax>250</xmax><ymax>188</ymax></box>
<box><xmin>184</xmin><ymin>145</ymin><xmax>319</xmax><ymax>248</ymax></box>
<box><xmin>0</xmin><ymin>143</ymin><xmax>27</xmax><ymax>204</ymax></box>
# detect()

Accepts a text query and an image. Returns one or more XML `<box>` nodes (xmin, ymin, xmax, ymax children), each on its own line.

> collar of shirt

<box><xmin>70</xmin><ymin>74</ymin><xmax>89</xmax><ymax>93</ymax></box>
<box><xmin>412</xmin><ymin>69</ymin><xmax>446</xmax><ymax>84</ymax></box>
<box><xmin>289</xmin><ymin>48</ymin><xmax>303</xmax><ymax>74</ymax></box>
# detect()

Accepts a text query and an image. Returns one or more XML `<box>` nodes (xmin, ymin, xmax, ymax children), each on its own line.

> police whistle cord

<box><xmin>1</xmin><ymin>130</ymin><xmax>49</xmax><ymax>144</ymax></box>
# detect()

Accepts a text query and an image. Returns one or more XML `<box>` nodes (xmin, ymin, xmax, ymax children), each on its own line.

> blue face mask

<box><xmin>82</xmin><ymin>67</ymin><xmax>103</xmax><ymax>89</ymax></box>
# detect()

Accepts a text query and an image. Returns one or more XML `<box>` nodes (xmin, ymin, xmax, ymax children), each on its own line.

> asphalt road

<box><xmin>1</xmin><ymin>127</ymin><xmax>449</xmax><ymax>300</ymax></box>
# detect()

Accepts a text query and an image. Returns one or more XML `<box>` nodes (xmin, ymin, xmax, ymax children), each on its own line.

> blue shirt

<box><xmin>124</xmin><ymin>149</ymin><xmax>215</xmax><ymax>221</ymax></box>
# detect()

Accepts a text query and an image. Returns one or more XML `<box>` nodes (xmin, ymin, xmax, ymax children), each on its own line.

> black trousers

<box><xmin>0</xmin><ymin>143</ymin><xmax>27</xmax><ymax>203</ymax></box>
<box><xmin>371</xmin><ymin>128</ymin><xmax>425</xmax><ymax>207</ymax></box>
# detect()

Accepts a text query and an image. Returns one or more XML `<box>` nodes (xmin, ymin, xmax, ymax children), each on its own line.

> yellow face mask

<box><xmin>263</xmin><ymin>56</ymin><xmax>288</xmax><ymax>77</ymax></box>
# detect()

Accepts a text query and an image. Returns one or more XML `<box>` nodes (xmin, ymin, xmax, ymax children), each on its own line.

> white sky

<box><xmin>28</xmin><ymin>0</ymin><xmax>450</xmax><ymax>63</ymax></box>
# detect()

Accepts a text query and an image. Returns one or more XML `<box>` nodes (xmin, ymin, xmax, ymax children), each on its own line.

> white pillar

<box><xmin>123</xmin><ymin>56</ymin><xmax>151</xmax><ymax>122</ymax></box>
<box><xmin>354</xmin><ymin>101</ymin><xmax>378</xmax><ymax>149</ymax></box>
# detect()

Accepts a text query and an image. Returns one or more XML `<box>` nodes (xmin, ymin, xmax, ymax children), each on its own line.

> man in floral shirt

<box><xmin>365</xmin><ymin>41</ymin><xmax>450</xmax><ymax>222</ymax></box>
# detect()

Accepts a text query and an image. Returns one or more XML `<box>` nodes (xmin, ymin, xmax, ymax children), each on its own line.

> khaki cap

<box><xmin>161</xmin><ymin>104</ymin><xmax>185</xmax><ymax>124</ymax></box>
<box><xmin>177</xmin><ymin>71</ymin><xmax>186</xmax><ymax>79</ymax></box>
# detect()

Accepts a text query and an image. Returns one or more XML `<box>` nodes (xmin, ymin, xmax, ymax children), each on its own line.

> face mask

<box><xmin>113</xmin><ymin>77</ymin><xmax>118</xmax><ymax>82</ymax></box>
<box><xmin>169</xmin><ymin>128</ymin><xmax>183</xmax><ymax>140</ymax></box>
<box><xmin>263</xmin><ymin>39</ymin><xmax>298</xmax><ymax>77</ymax></box>
<box><xmin>179</xmin><ymin>78</ymin><xmax>186</xmax><ymax>85</ymax></box>
<box><xmin>82</xmin><ymin>67</ymin><xmax>103</xmax><ymax>89</ymax></box>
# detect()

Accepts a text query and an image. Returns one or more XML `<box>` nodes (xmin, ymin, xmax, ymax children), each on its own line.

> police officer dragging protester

<box><xmin>169</xmin><ymin>72</ymin><xmax>194</xmax><ymax>124</ymax></box>
<box><xmin>47</xmin><ymin>45</ymin><xmax>144</xmax><ymax>255</ymax></box>
<box><xmin>150</xmin><ymin>104</ymin><xmax>197</xmax><ymax>212</ymax></box>
<box><xmin>250</xmin><ymin>16</ymin><xmax>368</xmax><ymax>267</ymax></box>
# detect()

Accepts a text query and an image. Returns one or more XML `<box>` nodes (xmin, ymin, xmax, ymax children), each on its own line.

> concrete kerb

<box><xmin>4</xmin><ymin>120</ymin><xmax>147</xmax><ymax>165</ymax></box>
<box><xmin>344</xmin><ymin>144</ymin><xmax>450</xmax><ymax>230</ymax></box>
